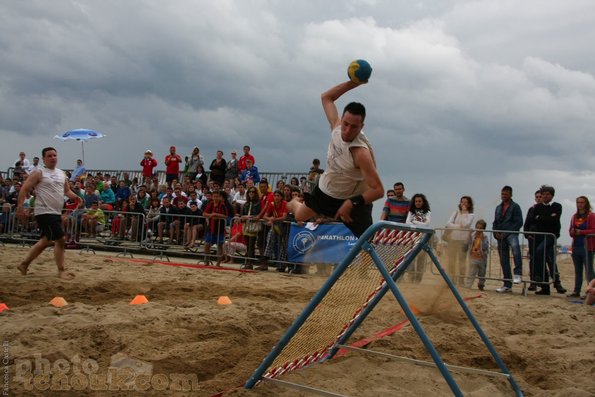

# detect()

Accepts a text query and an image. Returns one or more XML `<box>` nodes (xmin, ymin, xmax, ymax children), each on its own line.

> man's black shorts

<box><xmin>303</xmin><ymin>185</ymin><xmax>372</xmax><ymax>238</ymax></box>
<box><xmin>35</xmin><ymin>214</ymin><xmax>65</xmax><ymax>241</ymax></box>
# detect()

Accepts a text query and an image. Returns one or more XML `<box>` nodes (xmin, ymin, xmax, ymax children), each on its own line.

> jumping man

<box><xmin>289</xmin><ymin>80</ymin><xmax>384</xmax><ymax>237</ymax></box>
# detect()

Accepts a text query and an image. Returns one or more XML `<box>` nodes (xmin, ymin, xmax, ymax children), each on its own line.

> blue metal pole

<box><xmin>244</xmin><ymin>222</ymin><xmax>383</xmax><ymax>388</ymax></box>
<box><xmin>424</xmin><ymin>247</ymin><xmax>524</xmax><ymax>396</ymax></box>
<box><xmin>366</xmin><ymin>243</ymin><xmax>464</xmax><ymax>397</ymax></box>
<box><xmin>325</xmin><ymin>230</ymin><xmax>433</xmax><ymax>360</ymax></box>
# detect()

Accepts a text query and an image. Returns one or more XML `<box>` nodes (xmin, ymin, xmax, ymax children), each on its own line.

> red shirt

<box><xmin>230</xmin><ymin>223</ymin><xmax>246</xmax><ymax>245</ymax></box>
<box><xmin>164</xmin><ymin>154</ymin><xmax>182</xmax><ymax>175</ymax></box>
<box><xmin>204</xmin><ymin>200</ymin><xmax>228</xmax><ymax>235</ymax></box>
<box><xmin>259</xmin><ymin>191</ymin><xmax>274</xmax><ymax>214</ymax></box>
<box><xmin>140</xmin><ymin>158</ymin><xmax>158</xmax><ymax>177</ymax></box>
<box><xmin>265</xmin><ymin>200</ymin><xmax>287</xmax><ymax>218</ymax></box>
<box><xmin>238</xmin><ymin>154</ymin><xmax>255</xmax><ymax>172</ymax></box>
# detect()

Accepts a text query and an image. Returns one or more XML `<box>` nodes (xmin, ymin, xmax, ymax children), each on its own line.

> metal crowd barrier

<box><xmin>1</xmin><ymin>204</ymin><xmax>577</xmax><ymax>286</ymax></box>
<box><xmin>432</xmin><ymin>227</ymin><xmax>563</xmax><ymax>294</ymax></box>
<box><xmin>6</xmin><ymin>167</ymin><xmax>307</xmax><ymax>191</ymax></box>
<box><xmin>48</xmin><ymin>208</ymin><xmax>300</xmax><ymax>270</ymax></box>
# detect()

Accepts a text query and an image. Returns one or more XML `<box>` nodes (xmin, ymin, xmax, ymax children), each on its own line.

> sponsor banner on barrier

<box><xmin>288</xmin><ymin>223</ymin><xmax>357</xmax><ymax>263</ymax></box>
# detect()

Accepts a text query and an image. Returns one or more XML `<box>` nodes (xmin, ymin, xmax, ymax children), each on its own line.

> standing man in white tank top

<box><xmin>16</xmin><ymin>147</ymin><xmax>81</xmax><ymax>279</ymax></box>
<box><xmin>289</xmin><ymin>80</ymin><xmax>384</xmax><ymax>237</ymax></box>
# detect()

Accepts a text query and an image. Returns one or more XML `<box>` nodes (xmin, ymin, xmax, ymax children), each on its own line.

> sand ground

<box><xmin>0</xmin><ymin>243</ymin><xmax>594</xmax><ymax>397</ymax></box>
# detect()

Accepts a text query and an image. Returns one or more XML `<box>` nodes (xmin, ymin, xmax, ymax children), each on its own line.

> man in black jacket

<box><xmin>493</xmin><ymin>186</ymin><xmax>524</xmax><ymax>293</ymax></box>
<box><xmin>525</xmin><ymin>185</ymin><xmax>567</xmax><ymax>295</ymax></box>
<box><xmin>524</xmin><ymin>190</ymin><xmax>542</xmax><ymax>290</ymax></box>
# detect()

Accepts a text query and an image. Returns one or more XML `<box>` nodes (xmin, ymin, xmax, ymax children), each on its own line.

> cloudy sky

<box><xmin>1</xmin><ymin>0</ymin><xmax>594</xmax><ymax>242</ymax></box>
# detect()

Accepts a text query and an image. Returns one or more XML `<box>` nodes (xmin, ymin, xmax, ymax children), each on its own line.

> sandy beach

<box><xmin>1</xmin><ymin>243</ymin><xmax>594</xmax><ymax>397</ymax></box>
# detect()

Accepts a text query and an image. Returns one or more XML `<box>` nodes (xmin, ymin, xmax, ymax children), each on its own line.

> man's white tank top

<box><xmin>318</xmin><ymin>125</ymin><xmax>372</xmax><ymax>200</ymax></box>
<box><xmin>34</xmin><ymin>167</ymin><xmax>66</xmax><ymax>216</ymax></box>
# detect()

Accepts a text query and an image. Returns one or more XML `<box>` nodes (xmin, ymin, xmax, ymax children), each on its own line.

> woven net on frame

<box><xmin>264</xmin><ymin>228</ymin><xmax>426</xmax><ymax>379</ymax></box>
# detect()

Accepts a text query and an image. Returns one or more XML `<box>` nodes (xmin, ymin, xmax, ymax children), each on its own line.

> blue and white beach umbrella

<box><xmin>54</xmin><ymin>129</ymin><xmax>106</xmax><ymax>163</ymax></box>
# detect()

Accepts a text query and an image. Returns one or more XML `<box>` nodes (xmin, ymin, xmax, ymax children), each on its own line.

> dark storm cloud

<box><xmin>1</xmin><ymin>0</ymin><xmax>594</xmax><ymax>235</ymax></box>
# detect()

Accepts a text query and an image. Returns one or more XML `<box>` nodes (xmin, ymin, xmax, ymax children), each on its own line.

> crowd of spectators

<box><xmin>1</xmin><ymin>148</ymin><xmax>593</xmax><ymax>297</ymax></box>
<box><xmin>0</xmin><ymin>147</ymin><xmax>319</xmax><ymax>273</ymax></box>
<box><xmin>378</xmin><ymin>182</ymin><xmax>593</xmax><ymax>300</ymax></box>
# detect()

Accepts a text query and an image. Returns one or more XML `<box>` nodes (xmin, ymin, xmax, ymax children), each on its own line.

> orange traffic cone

<box><xmin>130</xmin><ymin>295</ymin><xmax>149</xmax><ymax>305</ymax></box>
<box><xmin>217</xmin><ymin>296</ymin><xmax>232</xmax><ymax>305</ymax></box>
<box><xmin>0</xmin><ymin>303</ymin><xmax>9</xmax><ymax>313</ymax></box>
<box><xmin>49</xmin><ymin>297</ymin><xmax>68</xmax><ymax>308</ymax></box>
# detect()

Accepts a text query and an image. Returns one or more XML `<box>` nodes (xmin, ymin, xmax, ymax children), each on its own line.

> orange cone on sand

<box><xmin>130</xmin><ymin>295</ymin><xmax>149</xmax><ymax>305</ymax></box>
<box><xmin>0</xmin><ymin>303</ymin><xmax>9</xmax><ymax>313</ymax></box>
<box><xmin>217</xmin><ymin>296</ymin><xmax>232</xmax><ymax>305</ymax></box>
<box><xmin>49</xmin><ymin>297</ymin><xmax>68</xmax><ymax>308</ymax></box>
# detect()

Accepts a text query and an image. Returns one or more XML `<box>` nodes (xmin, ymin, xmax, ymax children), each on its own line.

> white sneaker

<box><xmin>513</xmin><ymin>275</ymin><xmax>521</xmax><ymax>284</ymax></box>
<box><xmin>496</xmin><ymin>286</ymin><xmax>512</xmax><ymax>293</ymax></box>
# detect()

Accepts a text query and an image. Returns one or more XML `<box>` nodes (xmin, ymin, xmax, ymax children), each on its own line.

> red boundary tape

<box><xmin>107</xmin><ymin>257</ymin><xmax>257</xmax><ymax>273</ymax></box>
<box><xmin>335</xmin><ymin>293</ymin><xmax>482</xmax><ymax>358</ymax></box>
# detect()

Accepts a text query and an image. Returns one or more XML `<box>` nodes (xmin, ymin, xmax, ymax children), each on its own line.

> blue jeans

<box><xmin>571</xmin><ymin>246</ymin><xmax>594</xmax><ymax>294</ymax></box>
<box><xmin>497</xmin><ymin>233</ymin><xmax>523</xmax><ymax>287</ymax></box>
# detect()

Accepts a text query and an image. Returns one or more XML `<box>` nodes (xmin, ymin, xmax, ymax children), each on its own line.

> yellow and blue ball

<box><xmin>347</xmin><ymin>59</ymin><xmax>372</xmax><ymax>84</ymax></box>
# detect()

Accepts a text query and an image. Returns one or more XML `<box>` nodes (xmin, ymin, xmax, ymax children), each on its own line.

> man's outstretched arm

<box><xmin>321</xmin><ymin>80</ymin><xmax>363</xmax><ymax>130</ymax></box>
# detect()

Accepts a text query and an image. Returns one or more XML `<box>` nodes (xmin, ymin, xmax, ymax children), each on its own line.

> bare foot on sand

<box><xmin>58</xmin><ymin>271</ymin><xmax>75</xmax><ymax>280</ymax></box>
<box><xmin>17</xmin><ymin>262</ymin><xmax>28</xmax><ymax>276</ymax></box>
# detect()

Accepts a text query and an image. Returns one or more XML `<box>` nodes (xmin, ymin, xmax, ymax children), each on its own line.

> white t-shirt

<box><xmin>318</xmin><ymin>125</ymin><xmax>372</xmax><ymax>199</ymax></box>
<box><xmin>34</xmin><ymin>167</ymin><xmax>66</xmax><ymax>216</ymax></box>
<box><xmin>15</xmin><ymin>158</ymin><xmax>30</xmax><ymax>168</ymax></box>
<box><xmin>233</xmin><ymin>191</ymin><xmax>247</xmax><ymax>205</ymax></box>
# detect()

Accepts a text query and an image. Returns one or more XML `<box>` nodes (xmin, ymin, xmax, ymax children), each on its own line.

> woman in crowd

<box><xmin>282</xmin><ymin>185</ymin><xmax>293</xmax><ymax>202</ymax></box>
<box><xmin>240</xmin><ymin>187</ymin><xmax>262</xmax><ymax>269</ymax></box>
<box><xmin>225</xmin><ymin>150</ymin><xmax>239</xmax><ymax>182</ymax></box>
<box><xmin>406</xmin><ymin>193</ymin><xmax>432</xmax><ymax>283</ymax></box>
<box><xmin>127</xmin><ymin>195</ymin><xmax>146</xmax><ymax>241</ymax></box>
<box><xmin>137</xmin><ymin>188</ymin><xmax>150</xmax><ymax>209</ymax></box>
<box><xmin>146</xmin><ymin>198</ymin><xmax>161</xmax><ymax>238</ymax></box>
<box><xmin>568</xmin><ymin>196</ymin><xmax>595</xmax><ymax>298</ymax></box>
<box><xmin>186</xmin><ymin>147</ymin><xmax>204</xmax><ymax>181</ymax></box>
<box><xmin>110</xmin><ymin>199</ymin><xmax>129</xmax><ymax>239</ymax></box>
<box><xmin>209</xmin><ymin>150</ymin><xmax>227</xmax><ymax>187</ymax></box>
<box><xmin>445</xmin><ymin>196</ymin><xmax>475</xmax><ymax>285</ymax></box>
<box><xmin>195</xmin><ymin>164</ymin><xmax>208</xmax><ymax>186</ymax></box>
<box><xmin>276</xmin><ymin>179</ymin><xmax>285</xmax><ymax>191</ymax></box>
<box><xmin>129</xmin><ymin>177</ymin><xmax>140</xmax><ymax>195</ymax></box>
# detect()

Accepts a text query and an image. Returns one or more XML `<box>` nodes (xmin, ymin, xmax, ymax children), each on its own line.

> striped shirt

<box><xmin>382</xmin><ymin>197</ymin><xmax>410</xmax><ymax>223</ymax></box>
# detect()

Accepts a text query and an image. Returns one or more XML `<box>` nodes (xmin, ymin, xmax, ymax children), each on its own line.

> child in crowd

<box><xmin>82</xmin><ymin>201</ymin><xmax>106</xmax><ymax>238</ymax></box>
<box><xmin>184</xmin><ymin>201</ymin><xmax>204</xmax><ymax>249</ymax></box>
<box><xmin>222</xmin><ymin>217</ymin><xmax>247</xmax><ymax>263</ymax></box>
<box><xmin>465</xmin><ymin>219</ymin><xmax>489</xmax><ymax>291</ymax></box>
<box><xmin>405</xmin><ymin>193</ymin><xmax>431</xmax><ymax>283</ymax></box>
<box><xmin>203</xmin><ymin>190</ymin><xmax>228</xmax><ymax>266</ymax></box>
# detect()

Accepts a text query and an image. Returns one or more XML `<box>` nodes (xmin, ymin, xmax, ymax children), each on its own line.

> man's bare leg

<box><xmin>215</xmin><ymin>245</ymin><xmax>223</xmax><ymax>267</ymax></box>
<box><xmin>18</xmin><ymin>237</ymin><xmax>51</xmax><ymax>275</ymax></box>
<box><xmin>53</xmin><ymin>237</ymin><xmax>75</xmax><ymax>280</ymax></box>
<box><xmin>585</xmin><ymin>279</ymin><xmax>595</xmax><ymax>306</ymax></box>
<box><xmin>287</xmin><ymin>198</ymin><xmax>317</xmax><ymax>222</ymax></box>
<box><xmin>204</xmin><ymin>243</ymin><xmax>212</xmax><ymax>265</ymax></box>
